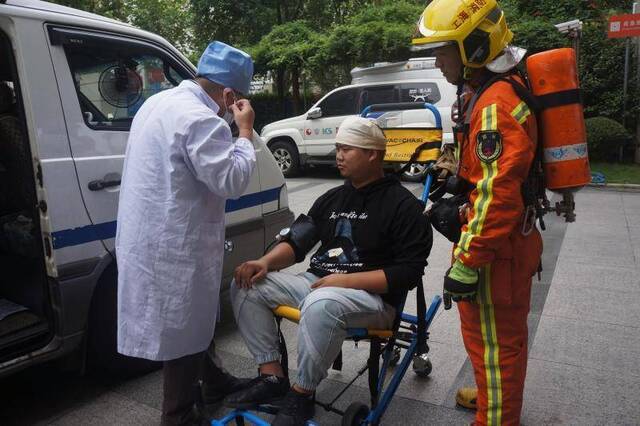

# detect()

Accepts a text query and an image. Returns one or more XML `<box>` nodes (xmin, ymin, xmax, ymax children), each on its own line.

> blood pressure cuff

<box><xmin>427</xmin><ymin>194</ymin><xmax>468</xmax><ymax>244</ymax></box>
<box><xmin>282</xmin><ymin>214</ymin><xmax>318</xmax><ymax>263</ymax></box>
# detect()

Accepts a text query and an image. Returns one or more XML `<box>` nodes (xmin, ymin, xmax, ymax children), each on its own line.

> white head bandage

<box><xmin>335</xmin><ymin>116</ymin><xmax>386</xmax><ymax>151</ymax></box>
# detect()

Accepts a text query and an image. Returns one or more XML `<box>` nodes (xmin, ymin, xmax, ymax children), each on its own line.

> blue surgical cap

<box><xmin>197</xmin><ymin>41</ymin><xmax>254</xmax><ymax>95</ymax></box>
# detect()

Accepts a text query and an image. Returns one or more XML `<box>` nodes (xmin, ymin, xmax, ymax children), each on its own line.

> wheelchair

<box><xmin>213</xmin><ymin>103</ymin><xmax>444</xmax><ymax>426</ymax></box>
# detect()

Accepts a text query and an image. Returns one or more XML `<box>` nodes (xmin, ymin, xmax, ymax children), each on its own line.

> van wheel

<box><xmin>270</xmin><ymin>140</ymin><xmax>300</xmax><ymax>178</ymax></box>
<box><xmin>86</xmin><ymin>263</ymin><xmax>161</xmax><ymax>378</ymax></box>
<box><xmin>400</xmin><ymin>163</ymin><xmax>429</xmax><ymax>183</ymax></box>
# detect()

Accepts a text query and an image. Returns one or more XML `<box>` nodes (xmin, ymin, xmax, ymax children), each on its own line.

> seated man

<box><xmin>226</xmin><ymin>116</ymin><xmax>433</xmax><ymax>426</ymax></box>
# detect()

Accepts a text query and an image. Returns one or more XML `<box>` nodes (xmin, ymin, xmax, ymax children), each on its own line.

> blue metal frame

<box><xmin>359</xmin><ymin>103</ymin><xmax>442</xmax><ymax>129</ymax></box>
<box><xmin>211</xmin><ymin>409</ymin><xmax>320</xmax><ymax>426</ymax></box>
<box><xmin>211</xmin><ymin>410</ymin><xmax>272</xmax><ymax>426</ymax></box>
<box><xmin>366</xmin><ymin>295</ymin><xmax>441</xmax><ymax>425</ymax></box>
<box><xmin>361</xmin><ymin>102</ymin><xmax>441</xmax><ymax>206</ymax></box>
<box><xmin>212</xmin><ymin>295</ymin><xmax>442</xmax><ymax>426</ymax></box>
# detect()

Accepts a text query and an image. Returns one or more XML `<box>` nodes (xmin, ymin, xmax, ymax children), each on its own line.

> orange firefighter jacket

<box><xmin>454</xmin><ymin>77</ymin><xmax>543</xmax><ymax>305</ymax></box>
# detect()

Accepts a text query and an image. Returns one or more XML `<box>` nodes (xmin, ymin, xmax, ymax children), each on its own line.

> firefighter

<box><xmin>412</xmin><ymin>1</ymin><xmax>543</xmax><ymax>424</ymax></box>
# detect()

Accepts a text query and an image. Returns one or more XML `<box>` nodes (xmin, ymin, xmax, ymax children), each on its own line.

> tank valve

<box><xmin>554</xmin><ymin>192</ymin><xmax>576</xmax><ymax>222</ymax></box>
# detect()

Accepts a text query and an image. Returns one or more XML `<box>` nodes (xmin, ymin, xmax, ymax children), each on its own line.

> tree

<box><xmin>501</xmin><ymin>0</ymin><xmax>640</xmax><ymax>162</ymax></box>
<box><xmin>251</xmin><ymin>1</ymin><xmax>423</xmax><ymax>97</ymax></box>
<box><xmin>250</xmin><ymin>21</ymin><xmax>323</xmax><ymax>113</ymax></box>
<box><xmin>51</xmin><ymin>0</ymin><xmax>194</xmax><ymax>54</ymax></box>
<box><xmin>49</xmin><ymin>0</ymin><xmax>128</xmax><ymax>21</ymax></box>
<box><xmin>127</xmin><ymin>0</ymin><xmax>194</xmax><ymax>55</ymax></box>
<box><xmin>190</xmin><ymin>0</ymin><xmax>277</xmax><ymax>55</ymax></box>
<box><xmin>50</xmin><ymin>0</ymin><xmax>639</xmax><ymax>151</ymax></box>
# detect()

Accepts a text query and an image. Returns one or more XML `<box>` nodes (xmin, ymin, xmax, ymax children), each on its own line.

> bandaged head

<box><xmin>335</xmin><ymin>117</ymin><xmax>387</xmax><ymax>151</ymax></box>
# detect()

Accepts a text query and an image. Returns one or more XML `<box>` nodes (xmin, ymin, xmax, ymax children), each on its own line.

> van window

<box><xmin>63</xmin><ymin>43</ymin><xmax>190</xmax><ymax>130</ymax></box>
<box><xmin>360</xmin><ymin>85</ymin><xmax>397</xmax><ymax>110</ymax></box>
<box><xmin>399</xmin><ymin>83</ymin><xmax>441</xmax><ymax>104</ymax></box>
<box><xmin>317</xmin><ymin>88</ymin><xmax>359</xmax><ymax>117</ymax></box>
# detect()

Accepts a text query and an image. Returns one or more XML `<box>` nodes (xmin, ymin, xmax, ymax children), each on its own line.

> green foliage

<box><xmin>585</xmin><ymin>117</ymin><xmax>632</xmax><ymax>161</ymax></box>
<box><xmin>502</xmin><ymin>0</ymin><xmax>639</xmax><ymax>152</ymax></box>
<box><xmin>300</xmin><ymin>2</ymin><xmax>423</xmax><ymax>90</ymax></box>
<box><xmin>50</xmin><ymin>0</ymin><xmax>640</xmax><ymax>149</ymax></box>
<box><xmin>250</xmin><ymin>21</ymin><xmax>321</xmax><ymax>73</ymax></box>
<box><xmin>250</xmin><ymin>91</ymin><xmax>321</xmax><ymax>132</ymax></box>
<box><xmin>49</xmin><ymin>0</ymin><xmax>128</xmax><ymax>21</ymax></box>
<box><xmin>509</xmin><ymin>0</ymin><xmax>631</xmax><ymax>21</ymax></box>
<box><xmin>190</xmin><ymin>0</ymin><xmax>277</xmax><ymax>54</ymax></box>
<box><xmin>51</xmin><ymin>0</ymin><xmax>194</xmax><ymax>54</ymax></box>
<box><xmin>246</xmin><ymin>1</ymin><xmax>422</xmax><ymax>102</ymax></box>
<box><xmin>128</xmin><ymin>0</ymin><xmax>194</xmax><ymax>54</ymax></box>
<box><xmin>579</xmin><ymin>21</ymin><xmax>636</xmax><ymax>121</ymax></box>
<box><xmin>511</xmin><ymin>18</ymin><xmax>568</xmax><ymax>54</ymax></box>
<box><xmin>590</xmin><ymin>162</ymin><xmax>640</xmax><ymax>183</ymax></box>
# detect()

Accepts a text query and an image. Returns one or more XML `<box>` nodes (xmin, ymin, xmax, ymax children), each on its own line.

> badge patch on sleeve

<box><xmin>476</xmin><ymin>131</ymin><xmax>503</xmax><ymax>163</ymax></box>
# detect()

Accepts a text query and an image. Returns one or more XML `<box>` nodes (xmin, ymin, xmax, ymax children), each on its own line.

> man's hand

<box><xmin>310</xmin><ymin>274</ymin><xmax>350</xmax><ymax>290</ymax></box>
<box><xmin>234</xmin><ymin>259</ymin><xmax>268</xmax><ymax>289</ymax></box>
<box><xmin>443</xmin><ymin>260</ymin><xmax>478</xmax><ymax>309</ymax></box>
<box><xmin>230</xmin><ymin>99</ymin><xmax>255</xmax><ymax>139</ymax></box>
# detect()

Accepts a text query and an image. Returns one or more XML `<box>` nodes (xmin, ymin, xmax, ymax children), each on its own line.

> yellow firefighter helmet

<box><xmin>412</xmin><ymin>0</ymin><xmax>513</xmax><ymax>68</ymax></box>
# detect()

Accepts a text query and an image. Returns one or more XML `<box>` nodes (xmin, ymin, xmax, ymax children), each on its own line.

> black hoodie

<box><xmin>304</xmin><ymin>175</ymin><xmax>433</xmax><ymax>306</ymax></box>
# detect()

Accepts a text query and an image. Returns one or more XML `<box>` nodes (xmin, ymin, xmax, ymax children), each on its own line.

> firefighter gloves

<box><xmin>444</xmin><ymin>260</ymin><xmax>479</xmax><ymax>306</ymax></box>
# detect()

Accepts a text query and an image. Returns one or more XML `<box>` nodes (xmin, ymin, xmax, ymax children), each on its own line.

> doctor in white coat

<box><xmin>116</xmin><ymin>41</ymin><xmax>256</xmax><ymax>425</ymax></box>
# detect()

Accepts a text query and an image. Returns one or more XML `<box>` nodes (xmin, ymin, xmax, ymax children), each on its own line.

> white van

<box><xmin>261</xmin><ymin>58</ymin><xmax>457</xmax><ymax>181</ymax></box>
<box><xmin>0</xmin><ymin>0</ymin><xmax>293</xmax><ymax>377</ymax></box>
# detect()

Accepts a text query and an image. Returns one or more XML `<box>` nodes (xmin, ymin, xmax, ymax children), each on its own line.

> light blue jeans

<box><xmin>230</xmin><ymin>271</ymin><xmax>395</xmax><ymax>391</ymax></box>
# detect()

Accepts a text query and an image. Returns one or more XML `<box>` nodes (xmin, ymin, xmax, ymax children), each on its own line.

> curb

<box><xmin>587</xmin><ymin>183</ymin><xmax>640</xmax><ymax>192</ymax></box>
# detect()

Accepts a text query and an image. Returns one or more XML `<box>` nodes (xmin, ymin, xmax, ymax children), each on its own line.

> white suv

<box><xmin>261</xmin><ymin>58</ymin><xmax>457</xmax><ymax>181</ymax></box>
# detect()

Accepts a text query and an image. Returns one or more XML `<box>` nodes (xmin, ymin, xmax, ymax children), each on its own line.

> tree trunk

<box><xmin>276</xmin><ymin>0</ymin><xmax>283</xmax><ymax>24</ymax></box>
<box><xmin>276</xmin><ymin>67</ymin><xmax>286</xmax><ymax>115</ymax></box>
<box><xmin>291</xmin><ymin>68</ymin><xmax>301</xmax><ymax>115</ymax></box>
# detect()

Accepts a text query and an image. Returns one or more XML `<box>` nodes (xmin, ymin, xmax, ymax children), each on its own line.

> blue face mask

<box><xmin>222</xmin><ymin>91</ymin><xmax>237</xmax><ymax>125</ymax></box>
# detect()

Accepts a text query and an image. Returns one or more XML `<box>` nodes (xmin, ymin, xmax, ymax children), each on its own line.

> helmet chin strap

<box><xmin>455</xmin><ymin>66</ymin><xmax>465</xmax><ymax>126</ymax></box>
<box><xmin>463</xmin><ymin>66</ymin><xmax>474</xmax><ymax>81</ymax></box>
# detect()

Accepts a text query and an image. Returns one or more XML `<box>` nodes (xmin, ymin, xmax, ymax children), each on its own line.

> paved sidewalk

<box><xmin>521</xmin><ymin>188</ymin><xmax>640</xmax><ymax>425</ymax></box>
<box><xmin>1</xmin><ymin>186</ymin><xmax>638</xmax><ymax>425</ymax></box>
<box><xmin>211</xmin><ymin>186</ymin><xmax>640</xmax><ymax>425</ymax></box>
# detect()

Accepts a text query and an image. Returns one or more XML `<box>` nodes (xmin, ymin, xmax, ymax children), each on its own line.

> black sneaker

<box><xmin>201</xmin><ymin>372</ymin><xmax>253</xmax><ymax>406</ymax></box>
<box><xmin>162</xmin><ymin>405</ymin><xmax>209</xmax><ymax>426</ymax></box>
<box><xmin>224</xmin><ymin>375</ymin><xmax>290</xmax><ymax>409</ymax></box>
<box><xmin>272</xmin><ymin>389</ymin><xmax>315</xmax><ymax>426</ymax></box>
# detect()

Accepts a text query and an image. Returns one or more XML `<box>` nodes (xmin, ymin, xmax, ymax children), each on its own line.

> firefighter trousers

<box><xmin>458</xmin><ymin>267</ymin><xmax>532</xmax><ymax>426</ymax></box>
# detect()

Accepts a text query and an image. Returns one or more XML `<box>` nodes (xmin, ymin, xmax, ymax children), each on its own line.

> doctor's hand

<box><xmin>234</xmin><ymin>259</ymin><xmax>268</xmax><ymax>289</ymax></box>
<box><xmin>230</xmin><ymin>99</ymin><xmax>255</xmax><ymax>139</ymax></box>
<box><xmin>311</xmin><ymin>274</ymin><xmax>349</xmax><ymax>290</ymax></box>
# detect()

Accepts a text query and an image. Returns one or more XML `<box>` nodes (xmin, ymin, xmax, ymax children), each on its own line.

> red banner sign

<box><xmin>608</xmin><ymin>13</ymin><xmax>640</xmax><ymax>38</ymax></box>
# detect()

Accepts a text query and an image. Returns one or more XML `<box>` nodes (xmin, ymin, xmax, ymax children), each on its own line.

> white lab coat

<box><xmin>115</xmin><ymin>80</ymin><xmax>255</xmax><ymax>361</ymax></box>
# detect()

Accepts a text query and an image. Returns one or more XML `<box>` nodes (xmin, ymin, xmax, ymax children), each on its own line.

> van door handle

<box><xmin>88</xmin><ymin>173</ymin><xmax>121</xmax><ymax>191</ymax></box>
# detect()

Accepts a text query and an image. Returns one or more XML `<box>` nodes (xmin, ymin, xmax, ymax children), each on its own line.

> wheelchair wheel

<box><xmin>413</xmin><ymin>354</ymin><xmax>433</xmax><ymax>377</ymax></box>
<box><xmin>342</xmin><ymin>402</ymin><xmax>369</xmax><ymax>426</ymax></box>
<box><xmin>389</xmin><ymin>347</ymin><xmax>401</xmax><ymax>367</ymax></box>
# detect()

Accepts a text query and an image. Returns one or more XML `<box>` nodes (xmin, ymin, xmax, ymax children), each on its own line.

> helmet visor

<box><xmin>410</xmin><ymin>40</ymin><xmax>455</xmax><ymax>53</ymax></box>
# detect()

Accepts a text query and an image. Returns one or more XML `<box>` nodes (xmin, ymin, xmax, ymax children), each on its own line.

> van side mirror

<box><xmin>307</xmin><ymin>107</ymin><xmax>322</xmax><ymax>119</ymax></box>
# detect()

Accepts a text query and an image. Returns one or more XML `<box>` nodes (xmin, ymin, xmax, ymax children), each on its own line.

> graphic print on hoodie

<box><xmin>304</xmin><ymin>176</ymin><xmax>433</xmax><ymax>306</ymax></box>
<box><xmin>313</xmin><ymin>217</ymin><xmax>361</xmax><ymax>271</ymax></box>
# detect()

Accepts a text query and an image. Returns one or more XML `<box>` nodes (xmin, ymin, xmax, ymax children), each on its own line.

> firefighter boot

<box><xmin>456</xmin><ymin>387</ymin><xmax>478</xmax><ymax>410</ymax></box>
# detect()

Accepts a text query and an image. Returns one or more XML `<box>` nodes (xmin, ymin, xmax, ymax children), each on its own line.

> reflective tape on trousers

<box><xmin>544</xmin><ymin>143</ymin><xmax>588</xmax><ymax>163</ymax></box>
